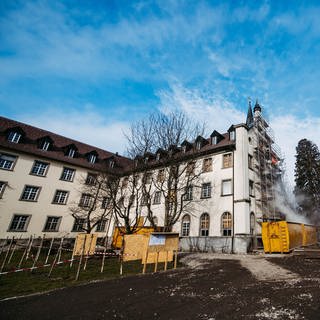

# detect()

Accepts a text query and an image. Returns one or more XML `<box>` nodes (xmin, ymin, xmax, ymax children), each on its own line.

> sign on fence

<box><xmin>73</xmin><ymin>234</ymin><xmax>97</xmax><ymax>256</ymax></box>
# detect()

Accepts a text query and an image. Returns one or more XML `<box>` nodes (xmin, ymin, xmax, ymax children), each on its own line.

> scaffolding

<box><xmin>251</xmin><ymin>107</ymin><xmax>284</xmax><ymax>221</ymax></box>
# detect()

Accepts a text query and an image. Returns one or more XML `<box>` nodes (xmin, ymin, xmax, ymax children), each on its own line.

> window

<box><xmin>67</xmin><ymin>148</ymin><xmax>76</xmax><ymax>158</ymax></box>
<box><xmin>96</xmin><ymin>219</ymin><xmax>108</xmax><ymax>232</ymax></box>
<box><xmin>202</xmin><ymin>158</ymin><xmax>212</xmax><ymax>172</ymax></box>
<box><xmin>0</xmin><ymin>154</ymin><xmax>17</xmax><ymax>170</ymax></box>
<box><xmin>85</xmin><ymin>173</ymin><xmax>97</xmax><ymax>185</ymax></box>
<box><xmin>144</xmin><ymin>172</ymin><xmax>152</xmax><ymax>184</ymax></box>
<box><xmin>182</xmin><ymin>145</ymin><xmax>187</xmax><ymax>153</ymax></box>
<box><xmin>200</xmin><ymin>213</ymin><xmax>210</xmax><ymax>236</ymax></box>
<box><xmin>196</xmin><ymin>141</ymin><xmax>201</xmax><ymax>150</ymax></box>
<box><xmin>201</xmin><ymin>183</ymin><xmax>211</xmax><ymax>198</ymax></box>
<box><xmin>181</xmin><ymin>215</ymin><xmax>190</xmax><ymax>236</ymax></box>
<box><xmin>221</xmin><ymin>212</ymin><xmax>232</xmax><ymax>236</ymax></box>
<box><xmin>21</xmin><ymin>185</ymin><xmax>40</xmax><ymax>201</ymax></box>
<box><xmin>79</xmin><ymin>193</ymin><xmax>92</xmax><ymax>207</ymax></box>
<box><xmin>156</xmin><ymin>153</ymin><xmax>160</xmax><ymax>161</ymax></box>
<box><xmin>101</xmin><ymin>197</ymin><xmax>110</xmax><ymax>209</ymax></box>
<box><xmin>109</xmin><ymin>160</ymin><xmax>115</xmax><ymax>168</ymax></box>
<box><xmin>9</xmin><ymin>214</ymin><xmax>31</xmax><ymax>231</ymax></box>
<box><xmin>52</xmin><ymin>190</ymin><xmax>69</xmax><ymax>204</ymax></box>
<box><xmin>8</xmin><ymin>131</ymin><xmax>21</xmax><ymax>143</ymax></box>
<box><xmin>250</xmin><ymin>212</ymin><xmax>255</xmax><ymax>235</ymax></box>
<box><xmin>222</xmin><ymin>153</ymin><xmax>232</xmax><ymax>168</ymax></box>
<box><xmin>88</xmin><ymin>154</ymin><xmax>96</xmax><ymax>164</ymax></box>
<box><xmin>60</xmin><ymin>167</ymin><xmax>75</xmax><ymax>181</ymax></box>
<box><xmin>211</xmin><ymin>136</ymin><xmax>217</xmax><ymax>145</ymax></box>
<box><xmin>157</xmin><ymin>169</ymin><xmax>165</xmax><ymax>182</ymax></box>
<box><xmin>229</xmin><ymin>130</ymin><xmax>235</xmax><ymax>141</ymax></box>
<box><xmin>248</xmin><ymin>154</ymin><xmax>253</xmax><ymax>169</ymax></box>
<box><xmin>0</xmin><ymin>181</ymin><xmax>7</xmax><ymax>198</ymax></box>
<box><xmin>41</xmin><ymin>140</ymin><xmax>50</xmax><ymax>151</ymax></box>
<box><xmin>153</xmin><ymin>191</ymin><xmax>161</xmax><ymax>204</ymax></box>
<box><xmin>186</xmin><ymin>161</ymin><xmax>196</xmax><ymax>175</ymax></box>
<box><xmin>43</xmin><ymin>216</ymin><xmax>61</xmax><ymax>232</ymax></box>
<box><xmin>222</xmin><ymin>179</ymin><xmax>232</xmax><ymax>196</ymax></box>
<box><xmin>31</xmin><ymin>161</ymin><xmax>48</xmax><ymax>176</ymax></box>
<box><xmin>72</xmin><ymin>218</ymin><xmax>85</xmax><ymax>232</ymax></box>
<box><xmin>141</xmin><ymin>194</ymin><xmax>149</xmax><ymax>206</ymax></box>
<box><xmin>184</xmin><ymin>185</ymin><xmax>193</xmax><ymax>201</ymax></box>
<box><xmin>249</xmin><ymin>180</ymin><xmax>254</xmax><ymax>196</ymax></box>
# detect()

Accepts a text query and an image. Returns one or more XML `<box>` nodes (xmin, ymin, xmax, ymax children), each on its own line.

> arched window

<box><xmin>250</xmin><ymin>212</ymin><xmax>255</xmax><ymax>235</ymax></box>
<box><xmin>181</xmin><ymin>215</ymin><xmax>190</xmax><ymax>236</ymax></box>
<box><xmin>199</xmin><ymin>213</ymin><xmax>210</xmax><ymax>236</ymax></box>
<box><xmin>221</xmin><ymin>212</ymin><xmax>232</xmax><ymax>236</ymax></box>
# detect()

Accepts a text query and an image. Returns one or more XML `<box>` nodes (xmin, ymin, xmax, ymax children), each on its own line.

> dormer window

<box><xmin>144</xmin><ymin>157</ymin><xmax>149</xmax><ymax>164</ymax></box>
<box><xmin>211</xmin><ymin>136</ymin><xmax>217</xmax><ymax>145</ymax></box>
<box><xmin>8</xmin><ymin>131</ymin><xmax>21</xmax><ymax>143</ymax></box>
<box><xmin>41</xmin><ymin>140</ymin><xmax>50</xmax><ymax>151</ymax></box>
<box><xmin>67</xmin><ymin>148</ymin><xmax>76</xmax><ymax>158</ymax></box>
<box><xmin>156</xmin><ymin>153</ymin><xmax>160</xmax><ymax>161</ymax></box>
<box><xmin>229</xmin><ymin>131</ymin><xmax>235</xmax><ymax>141</ymax></box>
<box><xmin>182</xmin><ymin>145</ymin><xmax>187</xmax><ymax>153</ymax></box>
<box><xmin>88</xmin><ymin>154</ymin><xmax>96</xmax><ymax>164</ymax></box>
<box><xmin>109</xmin><ymin>160</ymin><xmax>115</xmax><ymax>168</ymax></box>
<box><xmin>196</xmin><ymin>141</ymin><xmax>201</xmax><ymax>150</ymax></box>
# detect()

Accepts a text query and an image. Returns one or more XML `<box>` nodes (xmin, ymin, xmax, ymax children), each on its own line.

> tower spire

<box><xmin>246</xmin><ymin>98</ymin><xmax>254</xmax><ymax>128</ymax></box>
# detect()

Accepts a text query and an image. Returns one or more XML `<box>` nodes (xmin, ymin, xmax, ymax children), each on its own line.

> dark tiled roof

<box><xmin>0</xmin><ymin>116</ymin><xmax>132</xmax><ymax>174</ymax></box>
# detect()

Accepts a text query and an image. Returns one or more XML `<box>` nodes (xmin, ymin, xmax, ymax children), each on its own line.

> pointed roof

<box><xmin>246</xmin><ymin>101</ymin><xmax>254</xmax><ymax>128</ymax></box>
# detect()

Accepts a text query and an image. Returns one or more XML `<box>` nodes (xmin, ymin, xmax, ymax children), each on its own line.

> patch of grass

<box><xmin>0</xmin><ymin>248</ymin><xmax>177</xmax><ymax>299</ymax></box>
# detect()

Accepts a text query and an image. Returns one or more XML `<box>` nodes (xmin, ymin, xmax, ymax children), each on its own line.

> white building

<box><xmin>0</xmin><ymin>103</ymin><xmax>282</xmax><ymax>253</ymax></box>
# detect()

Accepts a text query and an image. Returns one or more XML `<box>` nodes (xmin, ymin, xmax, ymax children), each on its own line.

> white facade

<box><xmin>0</xmin><ymin>106</ymin><xmax>281</xmax><ymax>253</ymax></box>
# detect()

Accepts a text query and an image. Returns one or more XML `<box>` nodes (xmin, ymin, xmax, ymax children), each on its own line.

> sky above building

<box><xmin>1</xmin><ymin>0</ymin><xmax>320</xmax><ymax>188</ymax></box>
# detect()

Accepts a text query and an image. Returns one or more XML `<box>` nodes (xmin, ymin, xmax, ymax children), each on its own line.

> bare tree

<box><xmin>125</xmin><ymin>110</ymin><xmax>206</xmax><ymax>231</ymax></box>
<box><xmin>69</xmin><ymin>172</ymin><xmax>112</xmax><ymax>234</ymax></box>
<box><xmin>106</xmin><ymin>173</ymin><xmax>147</xmax><ymax>234</ymax></box>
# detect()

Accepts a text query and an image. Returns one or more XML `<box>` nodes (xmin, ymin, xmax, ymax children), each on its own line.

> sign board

<box><xmin>73</xmin><ymin>233</ymin><xmax>97</xmax><ymax>256</ymax></box>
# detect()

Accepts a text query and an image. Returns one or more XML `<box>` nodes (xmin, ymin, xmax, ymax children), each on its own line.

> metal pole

<box><xmin>8</xmin><ymin>235</ymin><xmax>21</xmax><ymax>264</ymax></box>
<box><xmin>48</xmin><ymin>237</ymin><xmax>63</xmax><ymax>278</ymax></box>
<box><xmin>0</xmin><ymin>236</ymin><xmax>9</xmax><ymax>258</ymax></box>
<box><xmin>26</xmin><ymin>235</ymin><xmax>34</xmax><ymax>261</ymax></box>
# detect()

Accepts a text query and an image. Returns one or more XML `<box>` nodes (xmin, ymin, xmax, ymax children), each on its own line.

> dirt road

<box><xmin>1</xmin><ymin>254</ymin><xmax>319</xmax><ymax>319</ymax></box>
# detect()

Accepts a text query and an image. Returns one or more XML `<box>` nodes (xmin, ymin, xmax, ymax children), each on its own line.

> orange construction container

<box><xmin>262</xmin><ymin>221</ymin><xmax>317</xmax><ymax>253</ymax></box>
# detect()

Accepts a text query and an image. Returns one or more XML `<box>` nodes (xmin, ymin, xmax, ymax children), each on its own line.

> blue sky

<box><xmin>1</xmin><ymin>0</ymin><xmax>320</xmax><ymax>186</ymax></box>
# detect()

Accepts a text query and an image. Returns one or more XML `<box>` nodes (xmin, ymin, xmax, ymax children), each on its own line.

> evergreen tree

<box><xmin>294</xmin><ymin>139</ymin><xmax>320</xmax><ymax>222</ymax></box>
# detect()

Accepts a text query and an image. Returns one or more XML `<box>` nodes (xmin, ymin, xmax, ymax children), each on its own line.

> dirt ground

<box><xmin>1</xmin><ymin>253</ymin><xmax>320</xmax><ymax>320</ymax></box>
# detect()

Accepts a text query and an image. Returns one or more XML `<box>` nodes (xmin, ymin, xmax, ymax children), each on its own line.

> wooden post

<box><xmin>57</xmin><ymin>237</ymin><xmax>63</xmax><ymax>263</ymax></box>
<box><xmin>0</xmin><ymin>236</ymin><xmax>14</xmax><ymax>273</ymax></box>
<box><xmin>100</xmin><ymin>213</ymin><xmax>113</xmax><ymax>273</ymax></box>
<box><xmin>48</xmin><ymin>237</ymin><xmax>63</xmax><ymax>278</ymax></box>
<box><xmin>45</xmin><ymin>237</ymin><xmax>54</xmax><ymax>264</ymax></box>
<box><xmin>164</xmin><ymin>251</ymin><xmax>168</xmax><ymax>271</ymax></box>
<box><xmin>75</xmin><ymin>235</ymin><xmax>86</xmax><ymax>281</ymax></box>
<box><xmin>174</xmin><ymin>250</ymin><xmax>178</xmax><ymax>269</ymax></box>
<box><xmin>142</xmin><ymin>249</ymin><xmax>148</xmax><ymax>274</ymax></box>
<box><xmin>119</xmin><ymin>253</ymin><xmax>123</xmax><ymax>276</ymax></box>
<box><xmin>26</xmin><ymin>236</ymin><xmax>34</xmax><ymax>261</ymax></box>
<box><xmin>83</xmin><ymin>234</ymin><xmax>94</xmax><ymax>271</ymax></box>
<box><xmin>0</xmin><ymin>236</ymin><xmax>9</xmax><ymax>258</ymax></box>
<box><xmin>32</xmin><ymin>234</ymin><xmax>45</xmax><ymax>272</ymax></box>
<box><xmin>18</xmin><ymin>236</ymin><xmax>32</xmax><ymax>268</ymax></box>
<box><xmin>8</xmin><ymin>235</ymin><xmax>21</xmax><ymax>264</ymax></box>
<box><xmin>154</xmin><ymin>251</ymin><xmax>159</xmax><ymax>273</ymax></box>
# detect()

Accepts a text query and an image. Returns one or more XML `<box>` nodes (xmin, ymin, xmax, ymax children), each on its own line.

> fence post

<box><xmin>83</xmin><ymin>234</ymin><xmax>94</xmax><ymax>271</ymax></box>
<box><xmin>0</xmin><ymin>236</ymin><xmax>14</xmax><ymax>273</ymax></box>
<box><xmin>75</xmin><ymin>235</ymin><xmax>86</xmax><ymax>281</ymax></box>
<box><xmin>8</xmin><ymin>235</ymin><xmax>21</xmax><ymax>264</ymax></box>
<box><xmin>18</xmin><ymin>236</ymin><xmax>32</xmax><ymax>269</ymax></box>
<box><xmin>48</xmin><ymin>237</ymin><xmax>64</xmax><ymax>278</ymax></box>
<box><xmin>45</xmin><ymin>237</ymin><xmax>54</xmax><ymax>264</ymax></box>
<box><xmin>32</xmin><ymin>234</ymin><xmax>45</xmax><ymax>272</ymax></box>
